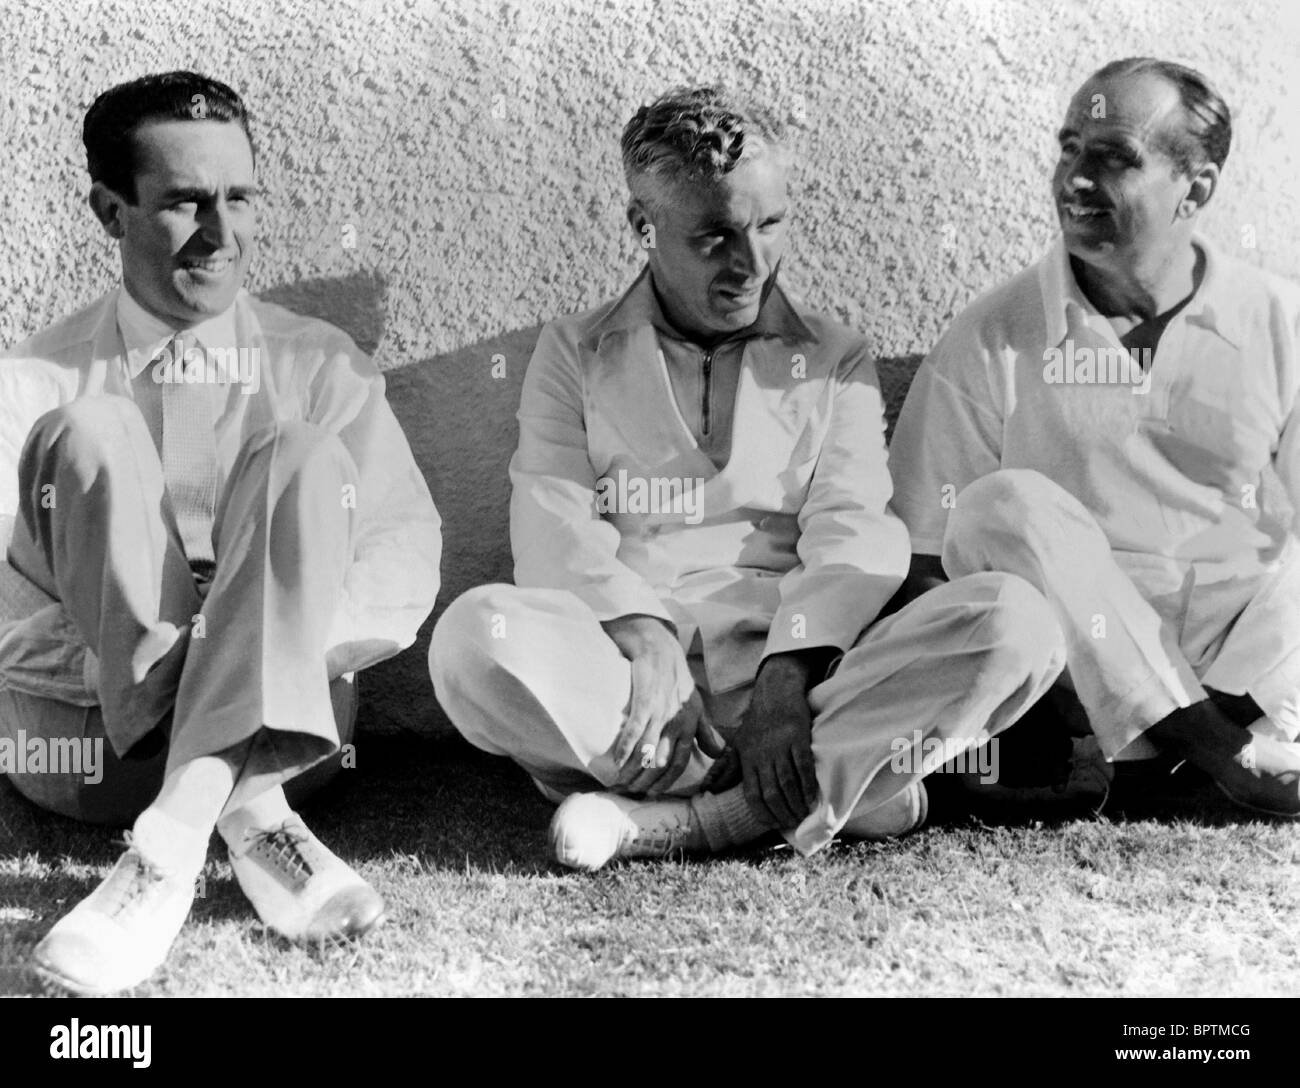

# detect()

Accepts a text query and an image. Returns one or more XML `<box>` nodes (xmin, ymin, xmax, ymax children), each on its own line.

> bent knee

<box><xmin>248</xmin><ymin>420</ymin><xmax>349</xmax><ymax>472</ymax></box>
<box><xmin>268</xmin><ymin>418</ymin><xmax>335</xmax><ymax>451</ymax></box>
<box><xmin>235</xmin><ymin>422</ymin><xmax>356</xmax><ymax>507</ymax></box>
<box><xmin>429</xmin><ymin>583</ymin><xmax>522</xmax><ymax>683</ymax></box>
<box><xmin>27</xmin><ymin>397</ymin><xmax>147</xmax><ymax>465</ymax></box>
<box><xmin>948</xmin><ymin>469</ymin><xmax>1069</xmax><ymax>542</ymax></box>
<box><xmin>956</xmin><ymin>571</ymin><xmax>1066</xmax><ymax>675</ymax></box>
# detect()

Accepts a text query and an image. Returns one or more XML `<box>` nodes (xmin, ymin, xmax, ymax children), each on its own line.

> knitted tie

<box><xmin>160</xmin><ymin>334</ymin><xmax>218</xmax><ymax>582</ymax></box>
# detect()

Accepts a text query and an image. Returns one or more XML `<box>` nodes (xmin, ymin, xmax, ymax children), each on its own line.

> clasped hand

<box><xmin>602</xmin><ymin>615</ymin><xmax>725</xmax><ymax>796</ymax></box>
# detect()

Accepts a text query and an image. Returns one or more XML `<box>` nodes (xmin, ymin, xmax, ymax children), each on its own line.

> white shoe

<box><xmin>228</xmin><ymin>816</ymin><xmax>385</xmax><ymax>941</ymax></box>
<box><xmin>549</xmin><ymin>792</ymin><xmax>705</xmax><ymax>872</ymax></box>
<box><xmin>840</xmin><ymin>781</ymin><xmax>929</xmax><ymax>840</ymax></box>
<box><xmin>31</xmin><ymin>837</ymin><xmax>196</xmax><ymax>996</ymax></box>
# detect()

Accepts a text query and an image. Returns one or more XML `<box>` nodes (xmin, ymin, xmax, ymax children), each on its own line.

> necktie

<box><xmin>160</xmin><ymin>334</ymin><xmax>219</xmax><ymax>582</ymax></box>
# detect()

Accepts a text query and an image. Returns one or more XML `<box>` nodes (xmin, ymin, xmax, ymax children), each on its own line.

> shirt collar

<box><xmin>581</xmin><ymin>266</ymin><xmax>818</xmax><ymax>351</ymax></box>
<box><xmin>116</xmin><ymin>285</ymin><xmax>242</xmax><ymax>379</ymax></box>
<box><xmin>1037</xmin><ymin>233</ymin><xmax>1244</xmax><ymax>350</ymax></box>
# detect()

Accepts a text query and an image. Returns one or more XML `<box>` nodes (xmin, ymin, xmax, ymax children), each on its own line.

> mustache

<box><xmin>1058</xmin><ymin>193</ymin><xmax>1112</xmax><ymax>210</ymax></box>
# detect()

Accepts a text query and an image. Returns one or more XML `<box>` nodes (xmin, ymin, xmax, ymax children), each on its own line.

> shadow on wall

<box><xmin>264</xmin><ymin>274</ymin><xmax>925</xmax><ymax>738</ymax></box>
<box><xmin>262</xmin><ymin>272</ymin><xmax>537</xmax><ymax>735</ymax></box>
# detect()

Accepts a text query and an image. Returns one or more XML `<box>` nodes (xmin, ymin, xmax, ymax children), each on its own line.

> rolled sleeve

<box><xmin>309</xmin><ymin>343</ymin><xmax>442</xmax><ymax>675</ymax></box>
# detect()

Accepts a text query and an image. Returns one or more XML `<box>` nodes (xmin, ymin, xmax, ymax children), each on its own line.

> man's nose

<box><xmin>1059</xmin><ymin>153</ymin><xmax>1098</xmax><ymax>194</ymax></box>
<box><xmin>197</xmin><ymin>199</ymin><xmax>237</xmax><ymax>249</ymax></box>
<box><xmin>728</xmin><ymin>229</ymin><xmax>768</xmax><ymax>281</ymax></box>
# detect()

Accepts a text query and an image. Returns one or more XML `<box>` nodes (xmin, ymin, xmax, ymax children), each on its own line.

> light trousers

<box><xmin>430</xmin><ymin>573</ymin><xmax>1066</xmax><ymax>855</ymax></box>
<box><xmin>1</xmin><ymin>397</ymin><xmax>358</xmax><ymax>823</ymax></box>
<box><xmin>942</xmin><ymin>469</ymin><xmax>1300</xmax><ymax>760</ymax></box>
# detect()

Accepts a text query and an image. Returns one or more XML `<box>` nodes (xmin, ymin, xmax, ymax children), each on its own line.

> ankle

<box><xmin>216</xmin><ymin>788</ymin><xmax>296</xmax><ymax>855</ymax></box>
<box><xmin>1146</xmin><ymin>700</ymin><xmax>1247</xmax><ymax>768</ymax></box>
<box><xmin>151</xmin><ymin>750</ymin><xmax>244</xmax><ymax>833</ymax></box>
<box><xmin>691</xmin><ymin>787</ymin><xmax>776</xmax><ymax>852</ymax></box>
<box><xmin>130</xmin><ymin>806</ymin><xmax>211</xmax><ymax>880</ymax></box>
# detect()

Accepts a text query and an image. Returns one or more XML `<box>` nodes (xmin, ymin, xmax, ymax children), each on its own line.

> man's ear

<box><xmin>1178</xmin><ymin>162</ymin><xmax>1219</xmax><ymax>219</ymax></box>
<box><xmin>89</xmin><ymin>181</ymin><xmax>128</xmax><ymax>240</ymax></box>
<box><xmin>626</xmin><ymin>198</ymin><xmax>650</xmax><ymax>236</ymax></box>
<box><xmin>626</xmin><ymin>198</ymin><xmax>662</xmax><ymax>253</ymax></box>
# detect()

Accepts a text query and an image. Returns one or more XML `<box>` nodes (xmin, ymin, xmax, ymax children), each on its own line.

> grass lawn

<box><xmin>1</xmin><ymin>726</ymin><xmax>1297</xmax><ymax>997</ymax></box>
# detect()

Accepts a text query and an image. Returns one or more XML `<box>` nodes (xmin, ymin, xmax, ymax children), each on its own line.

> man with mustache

<box><xmin>430</xmin><ymin>85</ymin><xmax>1065</xmax><ymax>870</ymax></box>
<box><xmin>889</xmin><ymin>58</ymin><xmax>1300</xmax><ymax>814</ymax></box>
<box><xmin>0</xmin><ymin>71</ymin><xmax>441</xmax><ymax>993</ymax></box>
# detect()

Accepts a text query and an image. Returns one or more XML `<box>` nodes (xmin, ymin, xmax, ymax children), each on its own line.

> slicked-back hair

<box><xmin>621</xmin><ymin>85</ymin><xmax>789</xmax><ymax>212</ymax></box>
<box><xmin>1089</xmin><ymin>57</ymin><xmax>1231</xmax><ymax>174</ymax></box>
<box><xmin>83</xmin><ymin>71</ymin><xmax>254</xmax><ymax>202</ymax></box>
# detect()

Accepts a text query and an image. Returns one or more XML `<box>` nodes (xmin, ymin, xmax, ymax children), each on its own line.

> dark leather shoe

<box><xmin>1211</xmin><ymin>729</ymin><xmax>1300</xmax><ymax>818</ymax></box>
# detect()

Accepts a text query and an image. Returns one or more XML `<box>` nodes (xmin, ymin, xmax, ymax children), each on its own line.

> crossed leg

<box><xmin>941</xmin><ymin>468</ymin><xmax>1300</xmax><ymax>816</ymax></box>
<box><xmin>5</xmin><ymin>398</ymin><xmax>382</xmax><ymax>993</ymax></box>
<box><xmin>431</xmin><ymin>571</ymin><xmax>1065</xmax><ymax>868</ymax></box>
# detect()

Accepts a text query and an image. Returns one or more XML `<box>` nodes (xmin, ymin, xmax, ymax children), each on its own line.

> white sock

<box><xmin>151</xmin><ymin>752</ymin><xmax>239</xmax><ymax>832</ymax></box>
<box><xmin>216</xmin><ymin>786</ymin><xmax>296</xmax><ymax>857</ymax></box>
<box><xmin>691</xmin><ymin>786</ymin><xmax>775</xmax><ymax>852</ymax></box>
<box><xmin>130</xmin><ymin>806</ymin><xmax>210</xmax><ymax>881</ymax></box>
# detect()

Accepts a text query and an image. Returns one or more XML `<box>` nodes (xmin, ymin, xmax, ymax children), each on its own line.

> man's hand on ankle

<box><xmin>726</xmin><ymin>652</ymin><xmax>821</xmax><ymax>829</ymax></box>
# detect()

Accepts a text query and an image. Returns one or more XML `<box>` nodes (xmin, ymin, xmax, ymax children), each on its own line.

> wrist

<box><xmin>603</xmin><ymin>613</ymin><xmax>675</xmax><ymax>654</ymax></box>
<box><xmin>760</xmin><ymin>647</ymin><xmax>839</xmax><ymax>690</ymax></box>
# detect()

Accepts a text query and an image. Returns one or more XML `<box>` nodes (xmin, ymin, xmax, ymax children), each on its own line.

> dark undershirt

<box><xmin>1117</xmin><ymin>289</ymin><xmax>1197</xmax><ymax>370</ymax></box>
<box><xmin>1070</xmin><ymin>248</ymin><xmax>1204</xmax><ymax>370</ymax></box>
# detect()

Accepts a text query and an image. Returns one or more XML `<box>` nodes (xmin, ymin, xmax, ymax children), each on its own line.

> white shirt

<box><xmin>115</xmin><ymin>286</ymin><xmax>238</xmax><ymax>459</ymax></box>
<box><xmin>510</xmin><ymin>268</ymin><xmax>910</xmax><ymax>694</ymax></box>
<box><xmin>889</xmin><ymin>235</ymin><xmax>1300</xmax><ymax>593</ymax></box>
<box><xmin>116</xmin><ymin>284</ymin><xmax>238</xmax><ymax>370</ymax></box>
<box><xmin>0</xmin><ymin>287</ymin><xmax>442</xmax><ymax>703</ymax></box>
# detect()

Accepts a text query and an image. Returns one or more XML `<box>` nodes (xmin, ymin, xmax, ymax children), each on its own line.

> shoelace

<box><xmin>629</xmin><ymin>809</ymin><xmax>693</xmax><ymax>854</ymax></box>
<box><xmin>101</xmin><ymin>834</ymin><xmax>170</xmax><ymax>920</ymax></box>
<box><xmin>245</xmin><ymin>824</ymin><xmax>316</xmax><ymax>890</ymax></box>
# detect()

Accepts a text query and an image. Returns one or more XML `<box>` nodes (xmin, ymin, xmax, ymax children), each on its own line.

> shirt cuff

<box><xmin>762</xmin><ymin>572</ymin><xmax>902</xmax><ymax>659</ymax></box>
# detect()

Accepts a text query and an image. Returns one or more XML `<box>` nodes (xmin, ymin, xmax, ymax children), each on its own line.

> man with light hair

<box><xmin>0</xmin><ymin>71</ymin><xmax>441</xmax><ymax>993</ymax></box>
<box><xmin>430</xmin><ymin>85</ymin><xmax>1065</xmax><ymax>870</ymax></box>
<box><xmin>889</xmin><ymin>58</ymin><xmax>1300</xmax><ymax>814</ymax></box>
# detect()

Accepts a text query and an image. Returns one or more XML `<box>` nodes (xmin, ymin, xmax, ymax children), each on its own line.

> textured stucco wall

<box><xmin>2</xmin><ymin>0</ymin><xmax>1298</xmax><ymax>733</ymax></box>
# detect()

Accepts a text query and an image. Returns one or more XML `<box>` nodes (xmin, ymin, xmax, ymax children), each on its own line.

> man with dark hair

<box><xmin>1086</xmin><ymin>57</ymin><xmax>1232</xmax><ymax>174</ymax></box>
<box><xmin>430</xmin><ymin>85</ymin><xmax>1065</xmax><ymax>871</ymax></box>
<box><xmin>0</xmin><ymin>71</ymin><xmax>441</xmax><ymax>993</ymax></box>
<box><xmin>83</xmin><ymin>71</ymin><xmax>255</xmax><ymax>200</ymax></box>
<box><xmin>889</xmin><ymin>58</ymin><xmax>1300</xmax><ymax>814</ymax></box>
